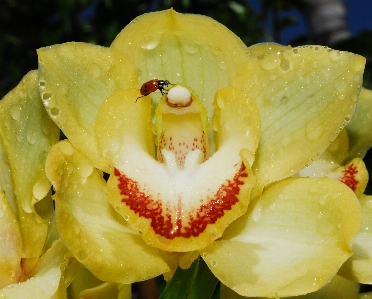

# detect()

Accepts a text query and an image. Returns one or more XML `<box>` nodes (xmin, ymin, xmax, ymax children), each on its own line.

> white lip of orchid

<box><xmin>166</xmin><ymin>85</ymin><xmax>192</xmax><ymax>108</ymax></box>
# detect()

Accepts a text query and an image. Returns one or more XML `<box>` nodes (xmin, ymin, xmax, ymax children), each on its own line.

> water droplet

<box><xmin>306</xmin><ymin>121</ymin><xmax>323</xmax><ymax>141</ymax></box>
<box><xmin>211</xmin><ymin>260</ymin><xmax>217</xmax><ymax>267</ymax></box>
<box><xmin>281</xmin><ymin>136</ymin><xmax>292</xmax><ymax>146</ymax></box>
<box><xmin>50</xmin><ymin>107</ymin><xmax>60</xmax><ymax>116</ymax></box>
<box><xmin>42</xmin><ymin>92</ymin><xmax>52</xmax><ymax>101</ymax></box>
<box><xmin>335</xmin><ymin>81</ymin><xmax>346</xmax><ymax>92</ymax></box>
<box><xmin>39</xmin><ymin>80</ymin><xmax>46</xmax><ymax>88</ymax></box>
<box><xmin>319</xmin><ymin>196</ymin><xmax>327</xmax><ymax>205</ymax></box>
<box><xmin>114</xmin><ymin>119</ymin><xmax>123</xmax><ymax>128</ymax></box>
<box><xmin>364</xmin><ymin>199</ymin><xmax>372</xmax><ymax>209</ymax></box>
<box><xmin>141</xmin><ymin>36</ymin><xmax>160</xmax><ymax>50</ymax></box>
<box><xmin>201</xmin><ymin>252</ymin><xmax>207</xmax><ymax>258</ymax></box>
<box><xmin>258</xmin><ymin>53</ymin><xmax>280</xmax><ymax>70</ymax></box>
<box><xmin>10</xmin><ymin>103</ymin><xmax>22</xmax><ymax>121</ymax></box>
<box><xmin>280</xmin><ymin>55</ymin><xmax>290</xmax><ymax>71</ymax></box>
<box><xmin>89</xmin><ymin>63</ymin><xmax>102</xmax><ymax>78</ymax></box>
<box><xmin>328</xmin><ymin>50</ymin><xmax>342</xmax><ymax>61</ymax></box>
<box><xmin>317</xmin><ymin>218</ymin><xmax>335</xmax><ymax>235</ymax></box>
<box><xmin>183</xmin><ymin>42</ymin><xmax>198</xmax><ymax>54</ymax></box>
<box><xmin>26</xmin><ymin>128</ymin><xmax>38</xmax><ymax>145</ymax></box>
<box><xmin>252</xmin><ymin>205</ymin><xmax>262</xmax><ymax>222</ymax></box>
<box><xmin>280</xmin><ymin>96</ymin><xmax>288</xmax><ymax>104</ymax></box>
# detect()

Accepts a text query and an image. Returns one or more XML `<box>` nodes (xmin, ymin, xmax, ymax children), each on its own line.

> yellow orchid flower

<box><xmin>295</xmin><ymin>88</ymin><xmax>372</xmax><ymax>286</ymax></box>
<box><xmin>12</xmin><ymin>8</ymin><xmax>366</xmax><ymax>297</ymax></box>
<box><xmin>0</xmin><ymin>70</ymin><xmax>79</xmax><ymax>298</ymax></box>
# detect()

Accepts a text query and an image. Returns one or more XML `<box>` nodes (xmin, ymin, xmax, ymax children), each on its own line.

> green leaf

<box><xmin>159</xmin><ymin>258</ymin><xmax>218</xmax><ymax>299</ymax></box>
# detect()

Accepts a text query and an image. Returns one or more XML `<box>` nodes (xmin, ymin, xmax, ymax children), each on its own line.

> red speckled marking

<box><xmin>114</xmin><ymin>163</ymin><xmax>247</xmax><ymax>239</ymax></box>
<box><xmin>158</xmin><ymin>131</ymin><xmax>207</xmax><ymax>166</ymax></box>
<box><xmin>340</xmin><ymin>163</ymin><xmax>358</xmax><ymax>192</ymax></box>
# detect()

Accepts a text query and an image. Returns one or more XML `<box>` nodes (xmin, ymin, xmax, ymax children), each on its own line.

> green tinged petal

<box><xmin>0</xmin><ymin>189</ymin><xmax>22</xmax><ymax>289</ymax></box>
<box><xmin>339</xmin><ymin>195</ymin><xmax>372</xmax><ymax>284</ymax></box>
<box><xmin>68</xmin><ymin>267</ymin><xmax>131</xmax><ymax>299</ymax></box>
<box><xmin>0</xmin><ymin>240</ymin><xmax>68</xmax><ymax>299</ymax></box>
<box><xmin>347</xmin><ymin>88</ymin><xmax>372</xmax><ymax>159</ymax></box>
<box><xmin>46</xmin><ymin>140</ymin><xmax>170</xmax><ymax>284</ymax></box>
<box><xmin>110</xmin><ymin>9</ymin><xmax>249</xmax><ymax>122</ymax></box>
<box><xmin>0</xmin><ymin>70</ymin><xmax>59</xmax><ymax>259</ymax></box>
<box><xmin>37</xmin><ymin>42</ymin><xmax>138</xmax><ymax>171</ymax></box>
<box><xmin>220</xmin><ymin>275</ymin><xmax>359</xmax><ymax>299</ymax></box>
<box><xmin>200</xmin><ymin>177</ymin><xmax>361</xmax><ymax>297</ymax></box>
<box><xmin>233</xmin><ymin>46</ymin><xmax>365</xmax><ymax>187</ymax></box>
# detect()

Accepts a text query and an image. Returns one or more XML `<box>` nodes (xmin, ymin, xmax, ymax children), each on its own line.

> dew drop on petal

<box><xmin>42</xmin><ymin>92</ymin><xmax>52</xmax><ymax>101</ymax></box>
<box><xmin>251</xmin><ymin>205</ymin><xmax>262</xmax><ymax>222</ymax></box>
<box><xmin>257</xmin><ymin>53</ymin><xmax>280</xmax><ymax>70</ymax></box>
<box><xmin>26</xmin><ymin>128</ymin><xmax>38</xmax><ymax>145</ymax></box>
<box><xmin>39</xmin><ymin>80</ymin><xmax>46</xmax><ymax>89</ymax></box>
<box><xmin>364</xmin><ymin>199</ymin><xmax>372</xmax><ymax>209</ymax></box>
<box><xmin>50</xmin><ymin>107</ymin><xmax>60</xmax><ymax>116</ymax></box>
<box><xmin>88</xmin><ymin>63</ymin><xmax>102</xmax><ymax>78</ymax></box>
<box><xmin>328</xmin><ymin>50</ymin><xmax>342</xmax><ymax>61</ymax></box>
<box><xmin>10</xmin><ymin>103</ymin><xmax>22</xmax><ymax>121</ymax></box>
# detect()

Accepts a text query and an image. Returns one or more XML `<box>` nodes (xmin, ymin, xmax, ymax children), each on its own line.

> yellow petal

<box><xmin>110</xmin><ymin>9</ymin><xmax>249</xmax><ymax>121</ymax></box>
<box><xmin>95</xmin><ymin>88</ymin><xmax>154</xmax><ymax>168</ymax></box>
<box><xmin>0</xmin><ymin>240</ymin><xmax>67</xmax><ymax>299</ymax></box>
<box><xmin>220</xmin><ymin>275</ymin><xmax>359</xmax><ymax>299</ymax></box>
<box><xmin>339</xmin><ymin>194</ymin><xmax>372</xmax><ymax>284</ymax></box>
<box><xmin>347</xmin><ymin>88</ymin><xmax>372</xmax><ymax>159</ymax></box>
<box><xmin>200</xmin><ymin>177</ymin><xmax>361</xmax><ymax>297</ymax></box>
<box><xmin>37</xmin><ymin>42</ymin><xmax>138</xmax><ymax>171</ymax></box>
<box><xmin>102</xmin><ymin>87</ymin><xmax>256</xmax><ymax>252</ymax></box>
<box><xmin>0</xmin><ymin>70</ymin><xmax>59</xmax><ymax>259</ymax></box>
<box><xmin>0</xmin><ymin>189</ymin><xmax>22</xmax><ymax>289</ymax></box>
<box><xmin>79</xmin><ymin>283</ymin><xmax>131</xmax><ymax>299</ymax></box>
<box><xmin>248</xmin><ymin>42</ymin><xmax>291</xmax><ymax>57</ymax></box>
<box><xmin>46</xmin><ymin>140</ymin><xmax>170</xmax><ymax>284</ymax></box>
<box><xmin>233</xmin><ymin>46</ymin><xmax>365</xmax><ymax>187</ymax></box>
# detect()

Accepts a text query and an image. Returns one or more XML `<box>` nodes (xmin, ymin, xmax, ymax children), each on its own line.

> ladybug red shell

<box><xmin>136</xmin><ymin>79</ymin><xmax>172</xmax><ymax>101</ymax></box>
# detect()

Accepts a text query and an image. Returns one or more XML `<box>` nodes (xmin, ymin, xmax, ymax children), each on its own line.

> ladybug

<box><xmin>136</xmin><ymin>79</ymin><xmax>172</xmax><ymax>101</ymax></box>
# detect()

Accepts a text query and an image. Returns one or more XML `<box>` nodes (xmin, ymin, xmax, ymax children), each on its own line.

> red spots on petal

<box><xmin>340</xmin><ymin>163</ymin><xmax>358</xmax><ymax>192</ymax></box>
<box><xmin>114</xmin><ymin>163</ymin><xmax>247</xmax><ymax>240</ymax></box>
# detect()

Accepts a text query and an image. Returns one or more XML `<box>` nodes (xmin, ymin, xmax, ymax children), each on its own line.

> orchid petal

<box><xmin>0</xmin><ymin>189</ymin><xmax>22</xmax><ymax>289</ymax></box>
<box><xmin>0</xmin><ymin>70</ymin><xmax>59</xmax><ymax>259</ymax></box>
<box><xmin>200</xmin><ymin>177</ymin><xmax>361</xmax><ymax>297</ymax></box>
<box><xmin>220</xmin><ymin>275</ymin><xmax>359</xmax><ymax>299</ymax></box>
<box><xmin>347</xmin><ymin>88</ymin><xmax>372</xmax><ymax>159</ymax></box>
<box><xmin>46</xmin><ymin>140</ymin><xmax>170</xmax><ymax>284</ymax></box>
<box><xmin>0</xmin><ymin>240</ymin><xmax>68</xmax><ymax>299</ymax></box>
<box><xmin>110</xmin><ymin>9</ymin><xmax>249</xmax><ymax>122</ymax></box>
<box><xmin>233</xmin><ymin>46</ymin><xmax>365</xmax><ymax>187</ymax></box>
<box><xmin>339</xmin><ymin>195</ymin><xmax>372</xmax><ymax>284</ymax></box>
<box><xmin>69</xmin><ymin>268</ymin><xmax>131</xmax><ymax>299</ymax></box>
<box><xmin>37</xmin><ymin>43</ymin><xmax>138</xmax><ymax>171</ymax></box>
<box><xmin>247</xmin><ymin>42</ymin><xmax>291</xmax><ymax>57</ymax></box>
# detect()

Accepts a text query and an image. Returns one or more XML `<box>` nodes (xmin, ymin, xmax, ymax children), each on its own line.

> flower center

<box><xmin>155</xmin><ymin>84</ymin><xmax>209</xmax><ymax>167</ymax></box>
